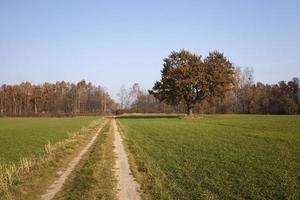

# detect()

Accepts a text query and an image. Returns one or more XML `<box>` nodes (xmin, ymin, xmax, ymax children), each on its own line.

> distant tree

<box><xmin>149</xmin><ymin>49</ymin><xmax>235</xmax><ymax>115</ymax></box>
<box><xmin>238</xmin><ymin>67</ymin><xmax>255</xmax><ymax>113</ymax></box>
<box><xmin>117</xmin><ymin>85</ymin><xmax>131</xmax><ymax>109</ymax></box>
<box><xmin>129</xmin><ymin>83</ymin><xmax>142</xmax><ymax>100</ymax></box>
<box><xmin>0</xmin><ymin>85</ymin><xmax>6</xmax><ymax>114</ymax></box>
<box><xmin>30</xmin><ymin>85</ymin><xmax>42</xmax><ymax>114</ymax></box>
<box><xmin>129</xmin><ymin>83</ymin><xmax>143</xmax><ymax>112</ymax></box>
<box><xmin>280</xmin><ymin>96</ymin><xmax>298</xmax><ymax>114</ymax></box>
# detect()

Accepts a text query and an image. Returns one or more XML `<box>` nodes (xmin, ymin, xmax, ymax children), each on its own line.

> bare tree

<box><xmin>117</xmin><ymin>85</ymin><xmax>131</xmax><ymax>109</ymax></box>
<box><xmin>238</xmin><ymin>67</ymin><xmax>255</xmax><ymax>113</ymax></box>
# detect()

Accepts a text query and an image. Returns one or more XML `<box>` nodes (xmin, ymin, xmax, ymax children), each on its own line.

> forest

<box><xmin>0</xmin><ymin>80</ymin><xmax>115</xmax><ymax>116</ymax></box>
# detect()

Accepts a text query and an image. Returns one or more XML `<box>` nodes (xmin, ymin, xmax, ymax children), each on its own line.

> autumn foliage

<box><xmin>0</xmin><ymin>80</ymin><xmax>114</xmax><ymax>116</ymax></box>
<box><xmin>149</xmin><ymin>50</ymin><xmax>235</xmax><ymax>115</ymax></box>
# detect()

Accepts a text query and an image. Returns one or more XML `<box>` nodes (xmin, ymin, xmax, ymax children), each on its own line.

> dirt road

<box><xmin>113</xmin><ymin>119</ymin><xmax>141</xmax><ymax>200</ymax></box>
<box><xmin>41</xmin><ymin>123</ymin><xmax>105</xmax><ymax>200</ymax></box>
<box><xmin>40</xmin><ymin>119</ymin><xmax>140</xmax><ymax>200</ymax></box>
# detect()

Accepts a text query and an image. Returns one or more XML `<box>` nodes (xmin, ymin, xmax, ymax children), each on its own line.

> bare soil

<box><xmin>113</xmin><ymin>119</ymin><xmax>141</xmax><ymax>200</ymax></box>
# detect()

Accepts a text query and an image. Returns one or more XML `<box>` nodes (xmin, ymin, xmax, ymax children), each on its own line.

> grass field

<box><xmin>0</xmin><ymin>116</ymin><xmax>100</xmax><ymax>164</ymax></box>
<box><xmin>118</xmin><ymin>115</ymin><xmax>300</xmax><ymax>200</ymax></box>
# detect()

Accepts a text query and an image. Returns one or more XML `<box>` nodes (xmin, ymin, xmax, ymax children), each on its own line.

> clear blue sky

<box><xmin>0</xmin><ymin>0</ymin><xmax>299</xmax><ymax>99</ymax></box>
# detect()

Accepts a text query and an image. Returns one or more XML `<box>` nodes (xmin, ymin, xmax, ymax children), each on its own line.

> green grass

<box><xmin>118</xmin><ymin>115</ymin><xmax>300</xmax><ymax>200</ymax></box>
<box><xmin>0</xmin><ymin>116</ymin><xmax>100</xmax><ymax>164</ymax></box>
<box><xmin>54</xmin><ymin>120</ymin><xmax>116</xmax><ymax>200</ymax></box>
<box><xmin>1</xmin><ymin>118</ymin><xmax>104</xmax><ymax>199</ymax></box>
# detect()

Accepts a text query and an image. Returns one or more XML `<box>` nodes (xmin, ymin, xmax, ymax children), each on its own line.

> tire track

<box><xmin>41</xmin><ymin>122</ymin><xmax>106</xmax><ymax>200</ymax></box>
<box><xmin>113</xmin><ymin>119</ymin><xmax>141</xmax><ymax>200</ymax></box>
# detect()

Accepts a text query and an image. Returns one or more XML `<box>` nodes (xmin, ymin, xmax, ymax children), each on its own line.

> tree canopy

<box><xmin>149</xmin><ymin>49</ymin><xmax>235</xmax><ymax>115</ymax></box>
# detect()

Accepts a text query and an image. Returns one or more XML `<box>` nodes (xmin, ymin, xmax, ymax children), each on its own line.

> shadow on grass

<box><xmin>116</xmin><ymin>114</ymin><xmax>184</xmax><ymax>120</ymax></box>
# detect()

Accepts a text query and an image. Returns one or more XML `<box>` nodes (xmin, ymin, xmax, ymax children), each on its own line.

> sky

<box><xmin>0</xmin><ymin>0</ymin><xmax>299</xmax><ymax>100</ymax></box>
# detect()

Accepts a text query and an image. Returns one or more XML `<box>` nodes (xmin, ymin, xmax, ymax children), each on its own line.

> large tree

<box><xmin>149</xmin><ymin>49</ymin><xmax>235</xmax><ymax>115</ymax></box>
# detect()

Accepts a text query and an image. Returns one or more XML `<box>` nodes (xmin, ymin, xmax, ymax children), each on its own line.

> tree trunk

<box><xmin>34</xmin><ymin>99</ymin><xmax>38</xmax><ymax>113</ymax></box>
<box><xmin>187</xmin><ymin>103</ymin><xmax>193</xmax><ymax>116</ymax></box>
<box><xmin>187</xmin><ymin>107</ymin><xmax>193</xmax><ymax>115</ymax></box>
<box><xmin>103</xmin><ymin>96</ymin><xmax>107</xmax><ymax>113</ymax></box>
<box><xmin>12</xmin><ymin>94</ymin><xmax>17</xmax><ymax>114</ymax></box>
<box><xmin>73</xmin><ymin>93</ymin><xmax>77</xmax><ymax>113</ymax></box>
<box><xmin>78</xmin><ymin>98</ymin><xmax>80</xmax><ymax>113</ymax></box>
<box><xmin>0</xmin><ymin>97</ymin><xmax>3</xmax><ymax>114</ymax></box>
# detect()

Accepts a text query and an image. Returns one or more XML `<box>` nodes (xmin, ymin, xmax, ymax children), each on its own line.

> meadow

<box><xmin>0</xmin><ymin>116</ymin><xmax>100</xmax><ymax>164</ymax></box>
<box><xmin>118</xmin><ymin>115</ymin><xmax>300</xmax><ymax>200</ymax></box>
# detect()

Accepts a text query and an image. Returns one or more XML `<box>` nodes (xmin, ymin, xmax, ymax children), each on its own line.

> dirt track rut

<box><xmin>113</xmin><ymin>119</ymin><xmax>141</xmax><ymax>200</ymax></box>
<box><xmin>41</xmin><ymin>124</ymin><xmax>105</xmax><ymax>200</ymax></box>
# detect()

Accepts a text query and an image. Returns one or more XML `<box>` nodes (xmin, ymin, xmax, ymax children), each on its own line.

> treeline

<box><xmin>118</xmin><ymin>69</ymin><xmax>300</xmax><ymax>115</ymax></box>
<box><xmin>0</xmin><ymin>80</ymin><xmax>115</xmax><ymax>116</ymax></box>
<box><xmin>195</xmin><ymin>68</ymin><xmax>300</xmax><ymax>114</ymax></box>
